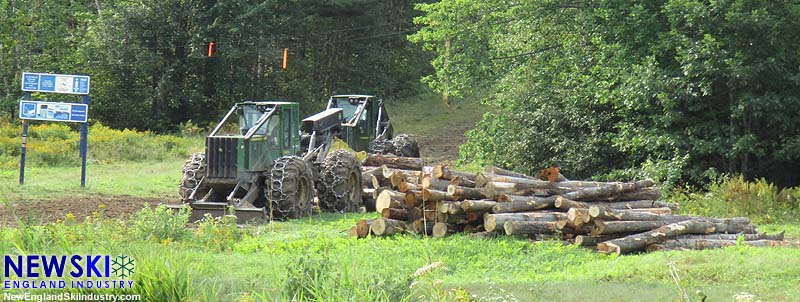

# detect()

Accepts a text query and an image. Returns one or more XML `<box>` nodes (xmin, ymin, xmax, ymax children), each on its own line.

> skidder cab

<box><xmin>176</xmin><ymin>101</ymin><xmax>363</xmax><ymax>222</ymax></box>
<box><xmin>327</xmin><ymin>95</ymin><xmax>419</xmax><ymax>157</ymax></box>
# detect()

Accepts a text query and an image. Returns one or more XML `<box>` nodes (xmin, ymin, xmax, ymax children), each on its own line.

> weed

<box><xmin>131</xmin><ymin>204</ymin><xmax>191</xmax><ymax>242</ymax></box>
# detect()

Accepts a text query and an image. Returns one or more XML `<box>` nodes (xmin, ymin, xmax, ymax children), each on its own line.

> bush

<box><xmin>131</xmin><ymin>204</ymin><xmax>191</xmax><ymax>242</ymax></box>
<box><xmin>671</xmin><ymin>176</ymin><xmax>800</xmax><ymax>224</ymax></box>
<box><xmin>0</xmin><ymin>120</ymin><xmax>201</xmax><ymax>169</ymax></box>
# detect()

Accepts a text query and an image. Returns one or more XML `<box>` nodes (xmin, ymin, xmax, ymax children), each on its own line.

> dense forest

<box><xmin>2</xmin><ymin>0</ymin><xmax>799</xmax><ymax>187</ymax></box>
<box><xmin>413</xmin><ymin>0</ymin><xmax>800</xmax><ymax>187</ymax></box>
<box><xmin>0</xmin><ymin>0</ymin><xmax>430</xmax><ymax>131</ymax></box>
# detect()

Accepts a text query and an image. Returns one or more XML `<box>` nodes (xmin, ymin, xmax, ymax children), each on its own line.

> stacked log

<box><xmin>350</xmin><ymin>156</ymin><xmax>790</xmax><ymax>254</ymax></box>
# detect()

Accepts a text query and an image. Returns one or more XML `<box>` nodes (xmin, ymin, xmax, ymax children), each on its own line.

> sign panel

<box><xmin>21</xmin><ymin>72</ymin><xmax>90</xmax><ymax>94</ymax></box>
<box><xmin>19</xmin><ymin>100</ymin><xmax>89</xmax><ymax>123</ymax></box>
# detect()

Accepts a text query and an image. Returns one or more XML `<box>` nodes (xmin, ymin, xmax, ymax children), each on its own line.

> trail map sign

<box><xmin>18</xmin><ymin>72</ymin><xmax>92</xmax><ymax>187</ymax></box>
<box><xmin>19</xmin><ymin>100</ymin><xmax>89</xmax><ymax>123</ymax></box>
<box><xmin>21</xmin><ymin>72</ymin><xmax>91</xmax><ymax>94</ymax></box>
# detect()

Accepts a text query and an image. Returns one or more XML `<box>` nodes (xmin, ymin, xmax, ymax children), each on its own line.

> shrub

<box><xmin>131</xmin><ymin>204</ymin><xmax>191</xmax><ymax>242</ymax></box>
<box><xmin>671</xmin><ymin>175</ymin><xmax>800</xmax><ymax>224</ymax></box>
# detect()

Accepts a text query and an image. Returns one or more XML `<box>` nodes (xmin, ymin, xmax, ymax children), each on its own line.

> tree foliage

<box><xmin>0</xmin><ymin>0</ymin><xmax>431</xmax><ymax>131</ymax></box>
<box><xmin>412</xmin><ymin>0</ymin><xmax>800</xmax><ymax>186</ymax></box>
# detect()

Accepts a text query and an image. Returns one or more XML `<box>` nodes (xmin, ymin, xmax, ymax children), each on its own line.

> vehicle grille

<box><xmin>207</xmin><ymin>137</ymin><xmax>238</xmax><ymax>178</ymax></box>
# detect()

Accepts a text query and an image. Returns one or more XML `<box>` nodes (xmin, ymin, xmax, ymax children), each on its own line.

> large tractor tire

<box><xmin>392</xmin><ymin>134</ymin><xmax>420</xmax><ymax>158</ymax></box>
<box><xmin>265</xmin><ymin>156</ymin><xmax>315</xmax><ymax>220</ymax></box>
<box><xmin>368</xmin><ymin>138</ymin><xmax>397</xmax><ymax>155</ymax></box>
<box><xmin>318</xmin><ymin>150</ymin><xmax>363</xmax><ymax>212</ymax></box>
<box><xmin>179</xmin><ymin>152</ymin><xmax>209</xmax><ymax>202</ymax></box>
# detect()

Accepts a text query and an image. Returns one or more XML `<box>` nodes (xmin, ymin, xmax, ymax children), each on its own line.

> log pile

<box><xmin>353</xmin><ymin>155</ymin><xmax>793</xmax><ymax>254</ymax></box>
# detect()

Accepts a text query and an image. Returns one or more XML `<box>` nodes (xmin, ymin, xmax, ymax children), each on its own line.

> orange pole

<box><xmin>208</xmin><ymin>42</ymin><xmax>215</xmax><ymax>57</ymax></box>
<box><xmin>282</xmin><ymin>48</ymin><xmax>288</xmax><ymax>70</ymax></box>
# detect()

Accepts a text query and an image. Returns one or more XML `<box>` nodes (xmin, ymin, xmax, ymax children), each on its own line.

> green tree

<box><xmin>412</xmin><ymin>0</ymin><xmax>800</xmax><ymax>187</ymax></box>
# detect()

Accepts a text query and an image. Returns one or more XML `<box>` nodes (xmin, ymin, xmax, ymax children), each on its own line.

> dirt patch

<box><xmin>0</xmin><ymin>195</ymin><xmax>175</xmax><ymax>226</ymax></box>
<box><xmin>414</xmin><ymin>122</ymin><xmax>475</xmax><ymax>165</ymax></box>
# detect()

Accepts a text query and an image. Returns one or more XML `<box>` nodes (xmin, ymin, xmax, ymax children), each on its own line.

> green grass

<box><xmin>385</xmin><ymin>93</ymin><xmax>487</xmax><ymax>137</ymax></box>
<box><xmin>0</xmin><ymin>158</ymin><xmax>188</xmax><ymax>201</ymax></box>
<box><xmin>1</xmin><ymin>211</ymin><xmax>798</xmax><ymax>302</ymax></box>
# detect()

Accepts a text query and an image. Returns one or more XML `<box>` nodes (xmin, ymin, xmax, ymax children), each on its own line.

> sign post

<box><xmin>19</xmin><ymin>72</ymin><xmax>91</xmax><ymax>187</ymax></box>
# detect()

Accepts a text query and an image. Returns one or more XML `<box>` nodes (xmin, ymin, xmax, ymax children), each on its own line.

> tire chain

<box><xmin>368</xmin><ymin>139</ymin><xmax>397</xmax><ymax>155</ymax></box>
<box><xmin>179</xmin><ymin>152</ymin><xmax>206</xmax><ymax>202</ymax></box>
<box><xmin>267</xmin><ymin>157</ymin><xmax>293</xmax><ymax>219</ymax></box>
<box><xmin>320</xmin><ymin>150</ymin><xmax>359</xmax><ymax>212</ymax></box>
<box><xmin>392</xmin><ymin>134</ymin><xmax>420</xmax><ymax>157</ymax></box>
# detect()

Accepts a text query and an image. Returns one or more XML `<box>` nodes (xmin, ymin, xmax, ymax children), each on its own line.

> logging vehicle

<box><xmin>326</xmin><ymin>95</ymin><xmax>419</xmax><ymax>157</ymax></box>
<box><xmin>175</xmin><ymin>101</ymin><xmax>364</xmax><ymax>222</ymax></box>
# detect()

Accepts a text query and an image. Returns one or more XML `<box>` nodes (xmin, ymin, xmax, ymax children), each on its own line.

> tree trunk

<box><xmin>484</xmin><ymin>212</ymin><xmax>567</xmax><ymax>232</ymax></box>
<box><xmin>421</xmin><ymin>175</ymin><xmax>451</xmax><ymax>191</ymax></box>
<box><xmin>566</xmin><ymin>208</ymin><xmax>591</xmax><ymax>227</ymax></box>
<box><xmin>365</xmin><ymin>154</ymin><xmax>424</xmax><ymax>170</ymax></box>
<box><xmin>588</xmin><ymin>206</ymin><xmax>750</xmax><ymax>225</ymax></box>
<box><xmin>355</xmin><ymin>219</ymin><xmax>373</xmax><ymax>238</ymax></box>
<box><xmin>375</xmin><ymin>190</ymin><xmax>405</xmax><ymax>213</ymax></box>
<box><xmin>381</xmin><ymin>207</ymin><xmax>409</xmax><ymax>221</ymax></box>
<box><xmin>484</xmin><ymin>181</ymin><xmax>552</xmax><ymax>197</ymax></box>
<box><xmin>475</xmin><ymin>172</ymin><xmax>550</xmax><ymax>188</ymax></box>
<box><xmin>492</xmin><ymin>196</ymin><xmax>556</xmax><ymax>213</ymax></box>
<box><xmin>482</xmin><ymin>166</ymin><xmax>535</xmax><ymax>180</ymax></box>
<box><xmin>574</xmin><ymin>234</ymin><xmax>627</xmax><ymax>247</ymax></box>
<box><xmin>560</xmin><ymin>179</ymin><xmax>655</xmax><ymax>201</ymax></box>
<box><xmin>371</xmin><ymin>218</ymin><xmax>407</xmax><ymax>236</ymax></box>
<box><xmin>555</xmin><ymin>197</ymin><xmax>676</xmax><ymax>210</ymax></box>
<box><xmin>432</xmin><ymin>222</ymin><xmax>464</xmax><ymax>237</ymax></box>
<box><xmin>447</xmin><ymin>185</ymin><xmax>487</xmax><ymax>200</ymax></box>
<box><xmin>597</xmin><ymin>220</ymin><xmax>758</xmax><ymax>255</ymax></box>
<box><xmin>449</xmin><ymin>176</ymin><xmax>476</xmax><ymax>188</ymax></box>
<box><xmin>591</xmin><ymin>220</ymin><xmax>674</xmax><ymax>236</ymax></box>
<box><xmin>397</xmin><ymin>180</ymin><xmax>419</xmax><ymax>193</ymax></box>
<box><xmin>404</xmin><ymin>191</ymin><xmax>423</xmax><ymax>207</ymax></box>
<box><xmin>504</xmin><ymin>221</ymin><xmax>558</xmax><ymax>236</ymax></box>
<box><xmin>461</xmin><ymin>199</ymin><xmax>498</xmax><ymax>212</ymax></box>
<box><xmin>422</xmin><ymin>188</ymin><xmax>451</xmax><ymax>202</ymax></box>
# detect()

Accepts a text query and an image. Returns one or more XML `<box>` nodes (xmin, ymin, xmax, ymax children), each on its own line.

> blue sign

<box><xmin>19</xmin><ymin>100</ymin><xmax>88</xmax><ymax>123</ymax></box>
<box><xmin>21</xmin><ymin>72</ymin><xmax>90</xmax><ymax>94</ymax></box>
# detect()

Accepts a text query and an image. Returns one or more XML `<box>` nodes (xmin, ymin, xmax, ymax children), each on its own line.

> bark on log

<box><xmin>484</xmin><ymin>212</ymin><xmax>568</xmax><ymax>232</ymax></box>
<box><xmin>492</xmin><ymin>196</ymin><xmax>556</xmax><ymax>213</ymax></box>
<box><xmin>482</xmin><ymin>166</ymin><xmax>536</xmax><ymax>180</ymax></box>
<box><xmin>560</xmin><ymin>179</ymin><xmax>655</xmax><ymax>201</ymax></box>
<box><xmin>409</xmin><ymin>219</ymin><xmax>434</xmax><ymax>235</ymax></box>
<box><xmin>626</xmin><ymin>207</ymin><xmax>674</xmax><ymax>214</ymax></box>
<box><xmin>554</xmin><ymin>220</ymin><xmax>594</xmax><ymax>235</ymax></box>
<box><xmin>461</xmin><ymin>199</ymin><xmax>498</xmax><ymax>213</ymax></box>
<box><xmin>365</xmin><ymin>155</ymin><xmax>424</xmax><ymax>170</ymax></box>
<box><xmin>591</xmin><ymin>220</ymin><xmax>674</xmax><ymax>236</ymax></box>
<box><xmin>597</xmin><ymin>220</ymin><xmax>758</xmax><ymax>255</ymax></box>
<box><xmin>588</xmin><ymin>206</ymin><xmax>751</xmax><ymax>225</ymax></box>
<box><xmin>404</xmin><ymin>191</ymin><xmax>423</xmax><ymax>207</ymax></box>
<box><xmin>381</xmin><ymin>207</ymin><xmax>409</xmax><ymax>221</ymax></box>
<box><xmin>422</xmin><ymin>188</ymin><xmax>452</xmax><ymax>202</ymax></box>
<box><xmin>355</xmin><ymin>219</ymin><xmax>373</xmax><ymax>238</ymax></box>
<box><xmin>375</xmin><ymin>190</ymin><xmax>406</xmax><ymax>213</ymax></box>
<box><xmin>371</xmin><ymin>218</ymin><xmax>407</xmax><ymax>236</ymax></box>
<box><xmin>449</xmin><ymin>176</ymin><xmax>476</xmax><ymax>188</ymax></box>
<box><xmin>397</xmin><ymin>180</ymin><xmax>419</xmax><ymax>193</ymax></box>
<box><xmin>447</xmin><ymin>185</ymin><xmax>488</xmax><ymax>200</ymax></box>
<box><xmin>433</xmin><ymin>165</ymin><xmax>477</xmax><ymax>181</ymax></box>
<box><xmin>423</xmin><ymin>209</ymin><xmax>437</xmax><ymax>221</ymax></box>
<box><xmin>574</xmin><ymin>234</ymin><xmax>627</xmax><ymax>247</ymax></box>
<box><xmin>504</xmin><ymin>221</ymin><xmax>559</xmax><ymax>236</ymax></box>
<box><xmin>475</xmin><ymin>172</ymin><xmax>550</xmax><ymax>188</ymax></box>
<box><xmin>647</xmin><ymin>239</ymin><xmax>800</xmax><ymax>252</ymax></box>
<box><xmin>601</xmin><ymin>187</ymin><xmax>661</xmax><ymax>201</ymax></box>
<box><xmin>432</xmin><ymin>222</ymin><xmax>464</xmax><ymax>238</ymax></box>
<box><xmin>422</xmin><ymin>175</ymin><xmax>452</xmax><ymax>191</ymax></box>
<box><xmin>554</xmin><ymin>197</ymin><xmax>677</xmax><ymax>211</ymax></box>
<box><xmin>436</xmin><ymin>212</ymin><xmax>469</xmax><ymax>224</ymax></box>
<box><xmin>484</xmin><ymin>181</ymin><xmax>552</xmax><ymax>197</ymax></box>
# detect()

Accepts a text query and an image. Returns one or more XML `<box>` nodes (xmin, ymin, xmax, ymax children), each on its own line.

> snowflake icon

<box><xmin>111</xmin><ymin>255</ymin><xmax>135</xmax><ymax>278</ymax></box>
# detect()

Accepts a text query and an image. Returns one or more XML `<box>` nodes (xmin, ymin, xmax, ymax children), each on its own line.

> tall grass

<box><xmin>0</xmin><ymin>120</ymin><xmax>201</xmax><ymax>169</ymax></box>
<box><xmin>672</xmin><ymin>175</ymin><xmax>800</xmax><ymax>224</ymax></box>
